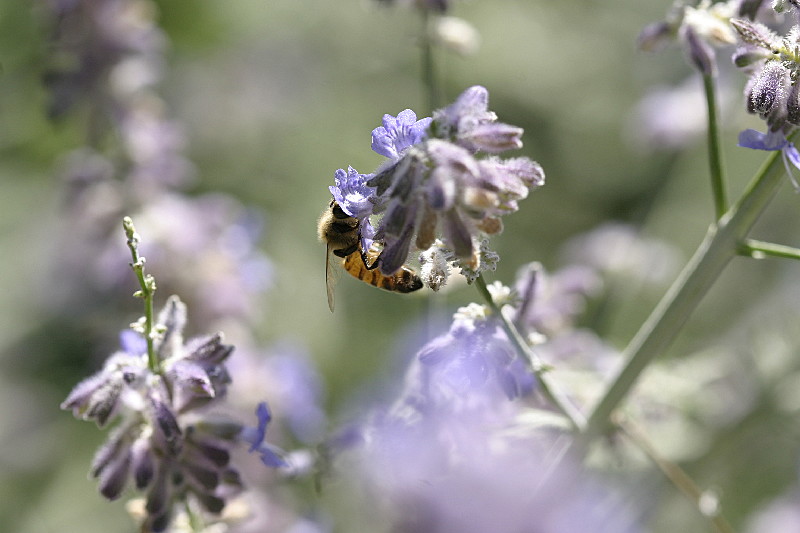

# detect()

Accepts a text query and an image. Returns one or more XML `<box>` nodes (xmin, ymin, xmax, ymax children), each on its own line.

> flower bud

<box><xmin>477</xmin><ymin>216</ymin><xmax>503</xmax><ymax>235</ymax></box>
<box><xmin>732</xmin><ymin>46</ymin><xmax>771</xmax><ymax>67</ymax></box>
<box><xmin>748</xmin><ymin>62</ymin><xmax>788</xmax><ymax>116</ymax></box>
<box><xmin>432</xmin><ymin>16</ymin><xmax>480</xmax><ymax>56</ymax></box>
<box><xmin>415</xmin><ymin>203</ymin><xmax>438</xmax><ymax>250</ymax></box>
<box><xmin>460</xmin><ymin>122</ymin><xmax>524</xmax><ymax>153</ymax></box>
<box><xmin>683</xmin><ymin>27</ymin><xmax>715</xmax><ymax>76</ymax></box>
<box><xmin>788</xmin><ymin>82</ymin><xmax>800</xmax><ymax>126</ymax></box>
<box><xmin>443</xmin><ymin>209</ymin><xmax>473</xmax><ymax>259</ymax></box>
<box><xmin>150</xmin><ymin>397</ymin><xmax>183</xmax><ymax>456</ymax></box>
<box><xmin>131</xmin><ymin>437</ymin><xmax>155</xmax><ymax>489</ymax></box>
<box><xmin>98</xmin><ymin>449</ymin><xmax>131</xmax><ymax>500</ymax></box>
<box><xmin>637</xmin><ymin>21</ymin><xmax>673</xmax><ymax>52</ymax></box>
<box><xmin>730</xmin><ymin>18</ymin><xmax>780</xmax><ymax>50</ymax></box>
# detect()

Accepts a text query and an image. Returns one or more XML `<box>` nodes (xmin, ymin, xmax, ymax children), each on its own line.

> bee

<box><xmin>317</xmin><ymin>200</ymin><xmax>423</xmax><ymax>311</ymax></box>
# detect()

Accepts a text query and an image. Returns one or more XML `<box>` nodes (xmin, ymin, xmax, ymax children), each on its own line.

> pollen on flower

<box><xmin>419</xmin><ymin>241</ymin><xmax>451</xmax><ymax>291</ymax></box>
<box><xmin>486</xmin><ymin>281</ymin><xmax>515</xmax><ymax>307</ymax></box>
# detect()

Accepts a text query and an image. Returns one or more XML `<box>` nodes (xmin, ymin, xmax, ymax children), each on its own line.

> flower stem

<box><xmin>581</xmin><ymin>137</ymin><xmax>791</xmax><ymax>447</ymax></box>
<box><xmin>123</xmin><ymin>216</ymin><xmax>159</xmax><ymax>373</ymax></box>
<box><xmin>616</xmin><ymin>416</ymin><xmax>736</xmax><ymax>533</ymax></box>
<box><xmin>703</xmin><ymin>72</ymin><xmax>728</xmax><ymax>219</ymax></box>
<box><xmin>475</xmin><ymin>274</ymin><xmax>586</xmax><ymax>432</ymax></box>
<box><xmin>739</xmin><ymin>238</ymin><xmax>800</xmax><ymax>260</ymax></box>
<box><xmin>420</xmin><ymin>10</ymin><xmax>441</xmax><ymax>113</ymax></box>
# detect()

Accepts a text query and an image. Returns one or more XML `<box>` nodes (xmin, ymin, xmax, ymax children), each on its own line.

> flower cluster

<box><xmin>410</xmin><ymin>299</ymin><xmax>537</xmax><ymax>411</ymax></box>
<box><xmin>41</xmin><ymin>0</ymin><xmax>273</xmax><ymax>334</ymax></box>
<box><xmin>638</xmin><ymin>0</ymin><xmax>745</xmax><ymax>75</ymax></box>
<box><xmin>350</xmin><ymin>419</ymin><xmax>642</xmax><ymax>533</ymax></box>
<box><xmin>331</xmin><ymin>279</ymin><xmax>640</xmax><ymax>533</ymax></box>
<box><xmin>329</xmin><ymin>86</ymin><xmax>544</xmax><ymax>289</ymax></box>
<box><xmin>730</xmin><ymin>10</ymin><xmax>800</xmax><ymax>185</ymax></box>
<box><xmin>61</xmin><ymin>296</ymin><xmax>285</xmax><ymax>531</ymax></box>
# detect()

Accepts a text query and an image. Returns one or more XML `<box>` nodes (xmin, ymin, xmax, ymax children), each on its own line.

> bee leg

<box><xmin>362</xmin><ymin>248</ymin><xmax>381</xmax><ymax>270</ymax></box>
<box><xmin>333</xmin><ymin>243</ymin><xmax>358</xmax><ymax>258</ymax></box>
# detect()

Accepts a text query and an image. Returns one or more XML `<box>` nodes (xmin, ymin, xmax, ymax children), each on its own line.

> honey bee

<box><xmin>317</xmin><ymin>200</ymin><xmax>423</xmax><ymax>311</ymax></box>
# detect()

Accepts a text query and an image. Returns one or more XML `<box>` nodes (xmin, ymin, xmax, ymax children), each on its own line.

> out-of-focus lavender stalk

<box><xmin>617</xmin><ymin>417</ymin><xmax>735</xmax><ymax>533</ymax></box>
<box><xmin>474</xmin><ymin>274</ymin><xmax>586</xmax><ymax>431</ymax></box>
<box><xmin>581</xmin><ymin>134</ymin><xmax>795</xmax><ymax>448</ymax></box>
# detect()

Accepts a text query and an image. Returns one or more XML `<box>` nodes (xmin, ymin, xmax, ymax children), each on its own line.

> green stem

<box><xmin>475</xmin><ymin>275</ymin><xmax>586</xmax><ymax>431</ymax></box>
<box><xmin>703</xmin><ymin>72</ymin><xmax>728</xmax><ymax>219</ymax></box>
<box><xmin>185</xmin><ymin>498</ymin><xmax>203</xmax><ymax>532</ymax></box>
<box><xmin>740</xmin><ymin>238</ymin><xmax>800</xmax><ymax>260</ymax></box>
<box><xmin>123</xmin><ymin>217</ymin><xmax>159</xmax><ymax>373</ymax></box>
<box><xmin>581</xmin><ymin>138</ymin><xmax>791</xmax><ymax>447</ymax></box>
<box><xmin>420</xmin><ymin>10</ymin><xmax>440</xmax><ymax>113</ymax></box>
<box><xmin>617</xmin><ymin>417</ymin><xmax>736</xmax><ymax>533</ymax></box>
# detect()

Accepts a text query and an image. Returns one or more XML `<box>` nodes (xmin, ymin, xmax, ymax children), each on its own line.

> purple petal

<box><xmin>379</xmin><ymin>222</ymin><xmax>415</xmax><ymax>275</ymax></box>
<box><xmin>738</xmin><ymin>128</ymin><xmax>785</xmax><ymax>151</ymax></box>
<box><xmin>169</xmin><ymin>360</ymin><xmax>214</xmax><ymax>398</ymax></box>
<box><xmin>245</xmin><ymin>402</ymin><xmax>272</xmax><ymax>452</ymax></box>
<box><xmin>443</xmin><ymin>209</ymin><xmax>473</xmax><ymax>258</ymax></box>
<box><xmin>257</xmin><ymin>443</ymin><xmax>288</xmax><ymax>468</ymax></box>
<box><xmin>120</xmin><ymin>330</ymin><xmax>147</xmax><ymax>356</ymax></box>
<box><xmin>150</xmin><ymin>398</ymin><xmax>183</xmax><ymax>456</ymax></box>
<box><xmin>329</xmin><ymin>167</ymin><xmax>376</xmax><ymax>219</ymax></box>
<box><xmin>783</xmin><ymin>142</ymin><xmax>800</xmax><ymax>190</ymax></box>
<box><xmin>784</xmin><ymin>141</ymin><xmax>800</xmax><ymax>169</ymax></box>
<box><xmin>131</xmin><ymin>438</ymin><xmax>155</xmax><ymax>489</ymax></box>
<box><xmin>371</xmin><ymin>110</ymin><xmax>431</xmax><ymax>160</ymax></box>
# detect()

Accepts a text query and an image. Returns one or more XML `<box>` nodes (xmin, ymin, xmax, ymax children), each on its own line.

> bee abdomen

<box><xmin>343</xmin><ymin>253</ymin><xmax>423</xmax><ymax>294</ymax></box>
<box><xmin>392</xmin><ymin>267</ymin><xmax>423</xmax><ymax>293</ymax></box>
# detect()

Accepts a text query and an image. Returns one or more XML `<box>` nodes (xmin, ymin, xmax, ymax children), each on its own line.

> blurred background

<box><xmin>2</xmin><ymin>0</ymin><xmax>800</xmax><ymax>532</ymax></box>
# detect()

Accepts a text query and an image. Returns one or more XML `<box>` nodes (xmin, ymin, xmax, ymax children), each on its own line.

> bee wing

<box><xmin>325</xmin><ymin>243</ymin><xmax>342</xmax><ymax>312</ymax></box>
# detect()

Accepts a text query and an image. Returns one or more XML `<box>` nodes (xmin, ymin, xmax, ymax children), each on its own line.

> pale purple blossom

<box><xmin>240</xmin><ymin>402</ymin><xmax>288</xmax><ymax>468</ymax></box>
<box><xmin>357</xmin><ymin>86</ymin><xmax>543</xmax><ymax>281</ymax></box>
<box><xmin>513</xmin><ymin>262</ymin><xmax>602</xmax><ymax>336</ymax></box>
<box><xmin>348</xmin><ymin>393</ymin><xmax>642</xmax><ymax>533</ymax></box>
<box><xmin>62</xmin><ymin>296</ymin><xmax>284</xmax><ymax>531</ymax></box>
<box><xmin>561</xmin><ymin>223</ymin><xmax>682</xmax><ymax>286</ymax></box>
<box><xmin>738</xmin><ymin>128</ymin><xmax>800</xmax><ymax>189</ymax></box>
<box><xmin>328</xmin><ymin>166</ymin><xmax>378</xmax><ymax>251</ymax></box>
<box><xmin>371</xmin><ymin>109</ymin><xmax>432</xmax><ymax>160</ymax></box>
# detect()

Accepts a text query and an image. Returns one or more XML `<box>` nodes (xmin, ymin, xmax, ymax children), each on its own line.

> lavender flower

<box><xmin>731</xmin><ymin>18</ymin><xmax>800</xmax><ymax>133</ymax></box>
<box><xmin>561</xmin><ymin>223</ymin><xmax>682</xmax><ymax>287</ymax></box>
<box><xmin>371</xmin><ymin>109</ymin><xmax>432</xmax><ymax>160</ymax></box>
<box><xmin>347</xmin><ymin>381</ymin><xmax>642</xmax><ymax>533</ymax></box>
<box><xmin>513</xmin><ymin>262</ymin><xmax>602</xmax><ymax>337</ymax></box>
<box><xmin>328</xmin><ymin>166</ymin><xmax>377</xmax><ymax>251</ymax></box>
<box><xmin>43</xmin><ymin>0</ymin><xmax>271</xmax><ymax>338</ymax></box>
<box><xmin>62</xmin><ymin>296</ymin><xmax>284</xmax><ymax>531</ymax></box>
<box><xmin>637</xmin><ymin>1</ymin><xmax>738</xmax><ymax>67</ymax></box>
<box><xmin>723</xmin><ymin>13</ymin><xmax>800</xmax><ymax>189</ymax></box>
<box><xmin>327</xmin><ymin>86</ymin><xmax>543</xmax><ymax>288</ymax></box>
<box><xmin>228</xmin><ymin>342</ymin><xmax>328</xmax><ymax>446</ymax></box>
<box><xmin>414</xmin><ymin>302</ymin><xmax>537</xmax><ymax>407</ymax></box>
<box><xmin>53</xmin><ymin>190</ymin><xmax>273</xmax><ymax>333</ymax></box>
<box><xmin>738</xmin><ymin>128</ymin><xmax>800</xmax><ymax>189</ymax></box>
<box><xmin>41</xmin><ymin>0</ymin><xmax>167</xmax><ymax>120</ymax></box>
